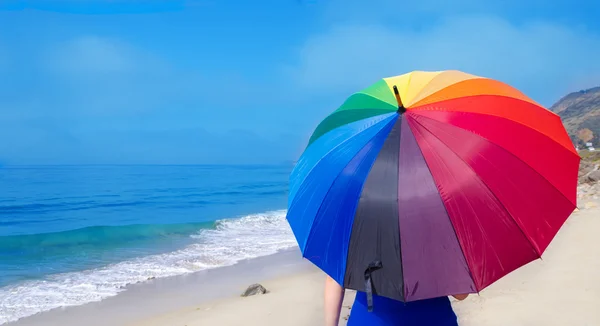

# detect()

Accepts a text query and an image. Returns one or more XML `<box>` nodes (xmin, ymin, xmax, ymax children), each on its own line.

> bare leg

<box><xmin>324</xmin><ymin>274</ymin><xmax>345</xmax><ymax>326</ymax></box>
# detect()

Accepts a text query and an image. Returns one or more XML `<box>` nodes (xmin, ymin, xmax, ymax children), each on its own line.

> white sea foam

<box><xmin>0</xmin><ymin>210</ymin><xmax>297</xmax><ymax>324</ymax></box>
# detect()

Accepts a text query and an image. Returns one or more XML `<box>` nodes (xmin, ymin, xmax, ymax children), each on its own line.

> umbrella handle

<box><xmin>393</xmin><ymin>85</ymin><xmax>407</xmax><ymax>114</ymax></box>
<box><xmin>364</xmin><ymin>260</ymin><xmax>383</xmax><ymax>312</ymax></box>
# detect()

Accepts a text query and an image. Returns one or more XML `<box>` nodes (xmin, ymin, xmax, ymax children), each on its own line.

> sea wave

<box><xmin>0</xmin><ymin>222</ymin><xmax>213</xmax><ymax>251</ymax></box>
<box><xmin>0</xmin><ymin>210</ymin><xmax>296</xmax><ymax>325</ymax></box>
<box><xmin>0</xmin><ymin>200</ymin><xmax>150</xmax><ymax>215</ymax></box>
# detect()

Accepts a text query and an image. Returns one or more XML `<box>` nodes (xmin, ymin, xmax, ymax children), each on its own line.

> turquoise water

<box><xmin>0</xmin><ymin>165</ymin><xmax>296</xmax><ymax>324</ymax></box>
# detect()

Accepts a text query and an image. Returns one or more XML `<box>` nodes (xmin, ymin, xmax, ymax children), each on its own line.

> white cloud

<box><xmin>32</xmin><ymin>36</ymin><xmax>189</xmax><ymax>117</ymax></box>
<box><xmin>46</xmin><ymin>36</ymin><xmax>166</xmax><ymax>75</ymax></box>
<box><xmin>285</xmin><ymin>15</ymin><xmax>600</xmax><ymax>105</ymax></box>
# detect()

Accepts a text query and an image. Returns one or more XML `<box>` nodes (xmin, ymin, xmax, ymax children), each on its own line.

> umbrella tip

<box><xmin>392</xmin><ymin>85</ymin><xmax>406</xmax><ymax>114</ymax></box>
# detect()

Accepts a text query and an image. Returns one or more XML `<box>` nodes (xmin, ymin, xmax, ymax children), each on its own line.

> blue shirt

<box><xmin>347</xmin><ymin>292</ymin><xmax>458</xmax><ymax>326</ymax></box>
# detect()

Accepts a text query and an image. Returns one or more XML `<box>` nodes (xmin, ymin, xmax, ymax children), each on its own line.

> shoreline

<box><xmin>0</xmin><ymin>209</ymin><xmax>296</xmax><ymax>325</ymax></box>
<box><xmin>6</xmin><ymin>248</ymin><xmax>318</xmax><ymax>326</ymax></box>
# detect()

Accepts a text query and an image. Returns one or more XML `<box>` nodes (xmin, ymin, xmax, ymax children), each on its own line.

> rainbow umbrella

<box><xmin>286</xmin><ymin>70</ymin><xmax>579</xmax><ymax>306</ymax></box>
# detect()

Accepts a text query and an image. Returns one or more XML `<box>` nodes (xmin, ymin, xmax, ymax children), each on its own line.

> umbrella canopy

<box><xmin>286</xmin><ymin>70</ymin><xmax>579</xmax><ymax>304</ymax></box>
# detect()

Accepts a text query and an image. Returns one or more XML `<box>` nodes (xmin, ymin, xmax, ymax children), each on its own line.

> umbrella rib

<box><xmin>410</xmin><ymin>96</ymin><xmax>578</xmax><ymax>157</ymax></box>
<box><xmin>404</xmin><ymin>72</ymin><xmax>445</xmax><ymax>107</ymax></box>
<box><xmin>403</xmin><ymin>119</ymin><xmax>480</xmax><ymax>294</ymax></box>
<box><xmin>408</xmin><ymin>75</ymin><xmax>486</xmax><ymax>109</ymax></box>
<box><xmin>336</xmin><ymin>91</ymin><xmax>398</xmax><ymax>113</ymax></box>
<box><xmin>409</xmin><ymin>116</ymin><xmax>543</xmax><ymax>259</ymax></box>
<box><xmin>353</xmin><ymin>92</ymin><xmax>398</xmax><ymax>109</ymax></box>
<box><xmin>289</xmin><ymin>113</ymin><xmax>396</xmax><ymax>206</ymax></box>
<box><xmin>395</xmin><ymin>116</ymin><xmax>406</xmax><ymax>300</ymax></box>
<box><xmin>299</xmin><ymin>116</ymin><xmax>398</xmax><ymax>252</ymax></box>
<box><xmin>411</xmin><ymin>110</ymin><xmax>579</xmax><ymax>208</ymax></box>
<box><xmin>308</xmin><ymin>108</ymin><xmax>396</xmax><ymax>146</ymax></box>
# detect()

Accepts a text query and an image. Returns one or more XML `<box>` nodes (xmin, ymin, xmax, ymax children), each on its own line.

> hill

<box><xmin>550</xmin><ymin>86</ymin><xmax>600</xmax><ymax>148</ymax></box>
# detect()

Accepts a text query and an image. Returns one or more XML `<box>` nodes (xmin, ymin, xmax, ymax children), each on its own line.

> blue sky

<box><xmin>0</xmin><ymin>0</ymin><xmax>599</xmax><ymax>164</ymax></box>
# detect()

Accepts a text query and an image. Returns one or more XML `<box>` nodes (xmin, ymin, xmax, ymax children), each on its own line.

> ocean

<box><xmin>0</xmin><ymin>165</ymin><xmax>297</xmax><ymax>324</ymax></box>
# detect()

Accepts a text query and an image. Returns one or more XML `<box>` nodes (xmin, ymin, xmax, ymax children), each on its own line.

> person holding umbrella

<box><xmin>286</xmin><ymin>70</ymin><xmax>579</xmax><ymax>326</ymax></box>
<box><xmin>325</xmin><ymin>275</ymin><xmax>468</xmax><ymax>325</ymax></box>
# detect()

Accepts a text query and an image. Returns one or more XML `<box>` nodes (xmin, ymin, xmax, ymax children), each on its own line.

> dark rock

<box><xmin>579</xmin><ymin>161</ymin><xmax>600</xmax><ymax>184</ymax></box>
<box><xmin>241</xmin><ymin>283</ymin><xmax>268</xmax><ymax>297</ymax></box>
<box><xmin>587</xmin><ymin>170</ymin><xmax>600</xmax><ymax>183</ymax></box>
<box><xmin>580</xmin><ymin>175</ymin><xmax>593</xmax><ymax>184</ymax></box>
<box><xmin>579</xmin><ymin>161</ymin><xmax>595</xmax><ymax>177</ymax></box>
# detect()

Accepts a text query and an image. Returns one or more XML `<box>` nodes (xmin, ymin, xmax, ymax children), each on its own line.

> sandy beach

<box><xmin>139</xmin><ymin>202</ymin><xmax>600</xmax><ymax>326</ymax></box>
<box><xmin>9</xmin><ymin>185</ymin><xmax>600</xmax><ymax>326</ymax></box>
